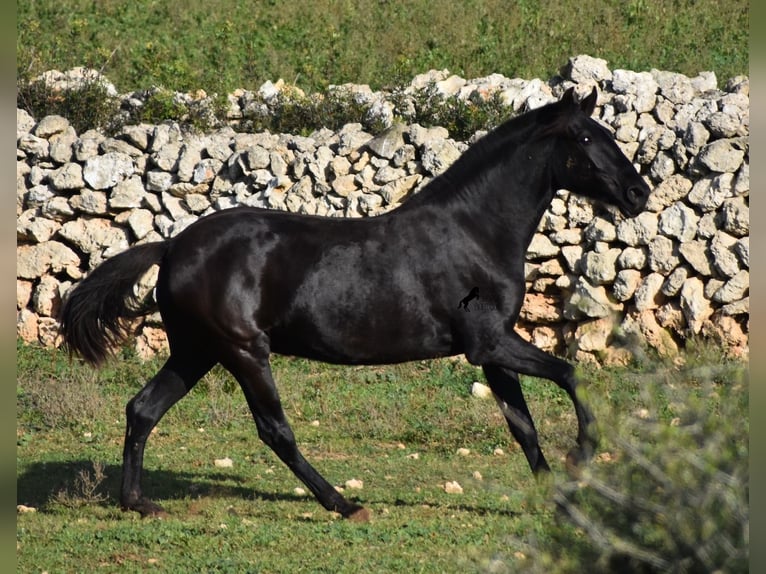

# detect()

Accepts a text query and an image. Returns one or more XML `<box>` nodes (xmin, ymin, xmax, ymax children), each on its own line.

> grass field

<box><xmin>16</xmin><ymin>341</ymin><xmax>748</xmax><ymax>572</ymax></box>
<box><xmin>17</xmin><ymin>0</ymin><xmax>748</xmax><ymax>96</ymax></box>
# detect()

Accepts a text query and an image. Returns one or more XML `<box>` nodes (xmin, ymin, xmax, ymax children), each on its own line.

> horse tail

<box><xmin>58</xmin><ymin>241</ymin><xmax>168</xmax><ymax>366</ymax></box>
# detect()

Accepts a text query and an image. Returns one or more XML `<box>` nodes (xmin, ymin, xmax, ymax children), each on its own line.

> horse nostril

<box><xmin>627</xmin><ymin>186</ymin><xmax>645</xmax><ymax>205</ymax></box>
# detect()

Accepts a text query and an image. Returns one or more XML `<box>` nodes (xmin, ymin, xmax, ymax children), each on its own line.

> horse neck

<box><xmin>439</xmin><ymin>131</ymin><xmax>558</xmax><ymax>249</ymax></box>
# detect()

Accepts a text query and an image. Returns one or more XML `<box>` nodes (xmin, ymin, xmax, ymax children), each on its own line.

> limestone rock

<box><xmin>709</xmin><ymin>232</ymin><xmax>740</xmax><ymax>278</ymax></box>
<box><xmin>366</xmin><ymin>123</ymin><xmax>406</xmax><ymax>159</ymax></box>
<box><xmin>34</xmin><ymin>115</ymin><xmax>70</xmax><ymax>138</ymax></box>
<box><xmin>633</xmin><ymin>272</ymin><xmax>665</xmax><ymax>311</ymax></box>
<box><xmin>564</xmin><ymin>277</ymin><xmax>621</xmax><ymax>320</ymax></box>
<box><xmin>17</xmin><ymin>308</ymin><xmax>39</xmax><ymax>343</ymax></box>
<box><xmin>678</xmin><ymin>240</ymin><xmax>713</xmax><ymax>276</ymax></box>
<box><xmin>421</xmin><ymin>139</ymin><xmax>460</xmax><ymax>176</ymax></box>
<box><xmin>617</xmin><ymin>247</ymin><xmax>648</xmax><ymax>271</ymax></box>
<box><xmin>647</xmin><ymin>236</ymin><xmax>680</xmax><ymax>275</ymax></box>
<box><xmin>697</xmin><ymin>139</ymin><xmax>745</xmax><ymax>173</ymax></box>
<box><xmin>680</xmin><ymin>277</ymin><xmax>713</xmax><ymax>334</ymax></box>
<box><xmin>17</xmin><ymin>242</ymin><xmax>81</xmax><ymax>280</ymax></box>
<box><xmin>611</xmin><ymin>70</ymin><xmax>658</xmax><ymax>113</ymax></box>
<box><xmin>711</xmin><ymin>270</ymin><xmax>749</xmax><ymax>304</ymax></box>
<box><xmin>471</xmin><ymin>382</ymin><xmax>492</xmax><ymax>399</ymax></box>
<box><xmin>612</xmin><ymin>269</ymin><xmax>642</xmax><ymax>301</ymax></box>
<box><xmin>379</xmin><ymin>175</ymin><xmax>421</xmax><ymax>206</ymax></box>
<box><xmin>616</xmin><ymin>211</ymin><xmax>658</xmax><ymax>246</ymax></box>
<box><xmin>520</xmin><ymin>293</ymin><xmax>562</xmax><ymax>323</ymax></box>
<box><xmin>574</xmin><ymin>316</ymin><xmax>617</xmax><ymax>352</ymax></box>
<box><xmin>687</xmin><ymin>173</ymin><xmax>734</xmax><ymax>212</ymax></box>
<box><xmin>49</xmin><ymin>162</ymin><xmax>85</xmax><ymax>191</ymax></box>
<box><xmin>718</xmin><ymin>197</ymin><xmax>749</xmax><ymax>237</ymax></box>
<box><xmin>562</xmin><ymin>55</ymin><xmax>613</xmax><ymax>84</ymax></box>
<box><xmin>83</xmin><ymin>152</ymin><xmax>134</xmax><ymax>190</ymax></box>
<box><xmin>581</xmin><ymin>248</ymin><xmax>621</xmax><ymax>285</ymax></box>
<box><xmin>658</xmin><ymin>202</ymin><xmax>699</xmax><ymax>242</ymax></box>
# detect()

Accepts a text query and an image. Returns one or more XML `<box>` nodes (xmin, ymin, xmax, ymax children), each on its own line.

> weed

<box><xmin>17</xmin><ymin>368</ymin><xmax>108</xmax><ymax>432</ymax></box>
<box><xmin>127</xmin><ymin>87</ymin><xmax>229</xmax><ymax>133</ymax></box>
<box><xmin>241</xmin><ymin>85</ymin><xmax>389</xmax><ymax>136</ymax></box>
<box><xmin>135</xmin><ymin>88</ymin><xmax>188</xmax><ymax>126</ymax></box>
<box><xmin>50</xmin><ymin>461</ymin><xmax>109</xmax><ymax>510</ymax></box>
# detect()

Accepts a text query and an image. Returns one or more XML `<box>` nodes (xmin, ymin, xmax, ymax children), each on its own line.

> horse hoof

<box><xmin>122</xmin><ymin>499</ymin><xmax>168</xmax><ymax>518</ymax></box>
<box><xmin>346</xmin><ymin>507</ymin><xmax>371</xmax><ymax>522</ymax></box>
<box><xmin>564</xmin><ymin>448</ymin><xmax>591</xmax><ymax>478</ymax></box>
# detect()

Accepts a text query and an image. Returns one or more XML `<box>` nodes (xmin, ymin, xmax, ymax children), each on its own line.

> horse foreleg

<box><xmin>121</xmin><ymin>355</ymin><xmax>212</xmax><ymax>516</ymax></box>
<box><xmin>221</xmin><ymin>341</ymin><xmax>369</xmax><ymax>521</ymax></box>
<box><xmin>471</xmin><ymin>331</ymin><xmax>598</xmax><ymax>470</ymax></box>
<box><xmin>482</xmin><ymin>365</ymin><xmax>550</xmax><ymax>473</ymax></box>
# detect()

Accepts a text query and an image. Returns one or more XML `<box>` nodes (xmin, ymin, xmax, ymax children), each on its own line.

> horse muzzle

<box><xmin>619</xmin><ymin>182</ymin><xmax>651</xmax><ymax>217</ymax></box>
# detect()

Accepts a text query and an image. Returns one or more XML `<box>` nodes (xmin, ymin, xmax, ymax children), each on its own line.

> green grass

<box><xmin>16</xmin><ymin>341</ymin><xmax>747</xmax><ymax>572</ymax></box>
<box><xmin>18</xmin><ymin>0</ymin><xmax>748</xmax><ymax>97</ymax></box>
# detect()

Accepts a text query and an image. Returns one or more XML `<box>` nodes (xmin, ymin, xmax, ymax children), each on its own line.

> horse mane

<box><xmin>399</xmin><ymin>97</ymin><xmax>572</xmax><ymax>209</ymax></box>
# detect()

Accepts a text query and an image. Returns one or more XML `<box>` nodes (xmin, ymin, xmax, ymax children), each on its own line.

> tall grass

<box><xmin>18</xmin><ymin>0</ymin><xmax>748</xmax><ymax>96</ymax></box>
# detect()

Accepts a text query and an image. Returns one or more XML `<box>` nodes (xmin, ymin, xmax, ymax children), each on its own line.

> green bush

<box><xmin>517</xmin><ymin>364</ymin><xmax>748</xmax><ymax>573</ymax></box>
<box><xmin>391</xmin><ymin>84</ymin><xmax>511</xmax><ymax>140</ymax></box>
<box><xmin>242</xmin><ymin>85</ymin><xmax>389</xmax><ymax>136</ymax></box>
<box><xmin>16</xmin><ymin>76</ymin><xmax>120</xmax><ymax>135</ymax></box>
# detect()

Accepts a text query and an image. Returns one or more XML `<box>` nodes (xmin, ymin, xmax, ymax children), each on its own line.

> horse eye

<box><xmin>580</xmin><ymin>136</ymin><xmax>592</xmax><ymax>146</ymax></box>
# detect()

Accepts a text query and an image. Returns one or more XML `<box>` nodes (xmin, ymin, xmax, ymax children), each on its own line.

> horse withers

<box><xmin>59</xmin><ymin>87</ymin><xmax>650</xmax><ymax>521</ymax></box>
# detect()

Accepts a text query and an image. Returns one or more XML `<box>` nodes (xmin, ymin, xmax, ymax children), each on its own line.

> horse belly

<box><xmin>268</xmin><ymin>295</ymin><xmax>454</xmax><ymax>365</ymax></box>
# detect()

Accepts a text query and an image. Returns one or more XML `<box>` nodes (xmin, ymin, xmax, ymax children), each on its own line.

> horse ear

<box><xmin>580</xmin><ymin>86</ymin><xmax>598</xmax><ymax>116</ymax></box>
<box><xmin>561</xmin><ymin>87</ymin><xmax>576</xmax><ymax>107</ymax></box>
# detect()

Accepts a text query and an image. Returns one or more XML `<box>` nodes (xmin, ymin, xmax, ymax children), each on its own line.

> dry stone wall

<box><xmin>17</xmin><ymin>55</ymin><xmax>749</xmax><ymax>364</ymax></box>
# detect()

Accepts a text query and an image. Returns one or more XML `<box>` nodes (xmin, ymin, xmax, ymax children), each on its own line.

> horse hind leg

<box><xmin>220</xmin><ymin>336</ymin><xmax>369</xmax><ymax>521</ymax></box>
<box><xmin>121</xmin><ymin>353</ymin><xmax>214</xmax><ymax>516</ymax></box>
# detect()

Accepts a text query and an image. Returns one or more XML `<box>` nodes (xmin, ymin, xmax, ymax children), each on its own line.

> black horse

<box><xmin>59</xmin><ymin>87</ymin><xmax>650</xmax><ymax>521</ymax></box>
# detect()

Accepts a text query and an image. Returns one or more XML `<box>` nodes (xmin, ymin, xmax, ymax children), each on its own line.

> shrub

<box><xmin>129</xmin><ymin>88</ymin><xmax>229</xmax><ymax>133</ymax></box>
<box><xmin>240</xmin><ymin>85</ymin><xmax>390</xmax><ymax>136</ymax></box>
<box><xmin>517</xmin><ymin>365</ymin><xmax>748</xmax><ymax>573</ymax></box>
<box><xmin>16</xmin><ymin>76</ymin><xmax>120</xmax><ymax>135</ymax></box>
<box><xmin>391</xmin><ymin>84</ymin><xmax>511</xmax><ymax>140</ymax></box>
<box><xmin>17</xmin><ymin>369</ymin><xmax>108</xmax><ymax>432</ymax></box>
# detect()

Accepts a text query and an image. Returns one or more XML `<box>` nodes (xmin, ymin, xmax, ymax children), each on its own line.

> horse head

<box><xmin>544</xmin><ymin>87</ymin><xmax>651</xmax><ymax>218</ymax></box>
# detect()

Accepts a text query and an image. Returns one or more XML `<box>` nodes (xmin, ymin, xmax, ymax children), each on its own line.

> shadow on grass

<box><xmin>17</xmin><ymin>460</ymin><xmax>522</xmax><ymax>519</ymax></box>
<box><xmin>16</xmin><ymin>460</ymin><xmax>308</xmax><ymax>510</ymax></box>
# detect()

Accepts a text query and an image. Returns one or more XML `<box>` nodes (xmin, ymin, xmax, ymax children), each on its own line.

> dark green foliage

<box><xmin>241</xmin><ymin>86</ymin><xmax>389</xmax><ymax>136</ymax></box>
<box><xmin>392</xmin><ymin>84</ymin><xmax>511</xmax><ymax>140</ymax></box>
<box><xmin>16</xmin><ymin>77</ymin><xmax>120</xmax><ymax>135</ymax></box>
<box><xmin>518</xmin><ymin>362</ymin><xmax>748</xmax><ymax>574</ymax></box>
